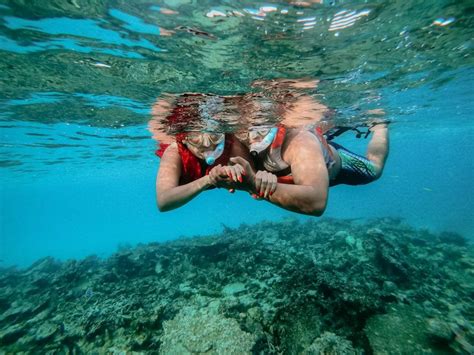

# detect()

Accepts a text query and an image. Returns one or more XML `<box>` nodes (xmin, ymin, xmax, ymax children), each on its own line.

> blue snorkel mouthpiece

<box><xmin>204</xmin><ymin>140</ymin><xmax>225</xmax><ymax>165</ymax></box>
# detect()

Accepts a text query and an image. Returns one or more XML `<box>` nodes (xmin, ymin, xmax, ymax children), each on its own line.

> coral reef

<box><xmin>303</xmin><ymin>332</ymin><xmax>356</xmax><ymax>355</ymax></box>
<box><xmin>0</xmin><ymin>218</ymin><xmax>472</xmax><ymax>354</ymax></box>
<box><xmin>160</xmin><ymin>305</ymin><xmax>256</xmax><ymax>354</ymax></box>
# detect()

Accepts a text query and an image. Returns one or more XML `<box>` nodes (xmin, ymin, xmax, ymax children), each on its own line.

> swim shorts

<box><xmin>329</xmin><ymin>142</ymin><xmax>378</xmax><ymax>186</ymax></box>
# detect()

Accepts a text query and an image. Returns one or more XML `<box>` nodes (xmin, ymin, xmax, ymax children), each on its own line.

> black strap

<box><xmin>324</xmin><ymin>126</ymin><xmax>369</xmax><ymax>140</ymax></box>
<box><xmin>324</xmin><ymin>121</ymin><xmax>389</xmax><ymax>141</ymax></box>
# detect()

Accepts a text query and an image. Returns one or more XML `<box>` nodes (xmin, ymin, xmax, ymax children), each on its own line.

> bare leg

<box><xmin>366</xmin><ymin>123</ymin><xmax>389</xmax><ymax>178</ymax></box>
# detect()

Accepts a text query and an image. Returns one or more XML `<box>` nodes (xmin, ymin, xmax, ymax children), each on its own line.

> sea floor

<box><xmin>0</xmin><ymin>218</ymin><xmax>473</xmax><ymax>354</ymax></box>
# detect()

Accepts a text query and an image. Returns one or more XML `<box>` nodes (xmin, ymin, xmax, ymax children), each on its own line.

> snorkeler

<box><xmin>152</xmin><ymin>94</ymin><xmax>252</xmax><ymax>212</ymax></box>
<box><xmin>232</xmin><ymin>122</ymin><xmax>389</xmax><ymax>216</ymax></box>
<box><xmin>230</xmin><ymin>79</ymin><xmax>389</xmax><ymax>216</ymax></box>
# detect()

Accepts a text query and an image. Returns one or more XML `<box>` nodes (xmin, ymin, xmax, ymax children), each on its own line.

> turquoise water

<box><xmin>0</xmin><ymin>1</ymin><xmax>473</xmax><ymax>353</ymax></box>
<box><xmin>0</xmin><ymin>1</ymin><xmax>473</xmax><ymax>264</ymax></box>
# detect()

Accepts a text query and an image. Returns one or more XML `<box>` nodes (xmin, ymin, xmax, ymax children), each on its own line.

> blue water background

<box><xmin>1</xmin><ymin>72</ymin><xmax>473</xmax><ymax>268</ymax></box>
<box><xmin>1</xmin><ymin>1</ymin><xmax>473</xmax><ymax>267</ymax></box>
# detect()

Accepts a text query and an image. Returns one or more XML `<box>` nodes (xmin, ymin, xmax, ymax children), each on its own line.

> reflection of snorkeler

<box><xmin>151</xmin><ymin>94</ymin><xmax>251</xmax><ymax>212</ymax></box>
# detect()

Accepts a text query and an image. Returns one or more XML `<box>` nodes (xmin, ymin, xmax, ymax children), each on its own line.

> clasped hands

<box><xmin>207</xmin><ymin>157</ymin><xmax>277</xmax><ymax>199</ymax></box>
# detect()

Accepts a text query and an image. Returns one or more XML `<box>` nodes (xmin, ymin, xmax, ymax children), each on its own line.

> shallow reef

<box><xmin>0</xmin><ymin>218</ymin><xmax>473</xmax><ymax>354</ymax></box>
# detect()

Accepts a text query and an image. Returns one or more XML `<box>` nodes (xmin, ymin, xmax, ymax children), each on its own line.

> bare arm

<box><xmin>269</xmin><ymin>133</ymin><xmax>329</xmax><ymax>215</ymax></box>
<box><xmin>156</xmin><ymin>138</ymin><xmax>252</xmax><ymax>211</ymax></box>
<box><xmin>156</xmin><ymin>143</ymin><xmax>214</xmax><ymax>212</ymax></box>
<box><xmin>233</xmin><ymin>132</ymin><xmax>329</xmax><ymax>216</ymax></box>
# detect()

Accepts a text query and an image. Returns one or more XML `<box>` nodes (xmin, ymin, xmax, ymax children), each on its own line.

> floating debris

<box><xmin>206</xmin><ymin>9</ymin><xmax>226</xmax><ymax>18</ymax></box>
<box><xmin>175</xmin><ymin>25</ymin><xmax>217</xmax><ymax>39</ymax></box>
<box><xmin>260</xmin><ymin>6</ymin><xmax>278</xmax><ymax>13</ymax></box>
<box><xmin>433</xmin><ymin>17</ymin><xmax>455</xmax><ymax>27</ymax></box>
<box><xmin>92</xmin><ymin>62</ymin><xmax>111</xmax><ymax>68</ymax></box>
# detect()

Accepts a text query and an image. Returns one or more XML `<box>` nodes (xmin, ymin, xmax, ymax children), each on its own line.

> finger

<box><xmin>231</xmin><ymin>167</ymin><xmax>239</xmax><ymax>182</ymax></box>
<box><xmin>259</xmin><ymin>173</ymin><xmax>269</xmax><ymax>198</ymax></box>
<box><xmin>237</xmin><ymin>163</ymin><xmax>247</xmax><ymax>176</ymax></box>
<box><xmin>230</xmin><ymin>156</ymin><xmax>245</xmax><ymax>165</ymax></box>
<box><xmin>218</xmin><ymin>166</ymin><xmax>229</xmax><ymax>178</ymax></box>
<box><xmin>226</xmin><ymin>166</ymin><xmax>237</xmax><ymax>182</ymax></box>
<box><xmin>228</xmin><ymin>188</ymin><xmax>235</xmax><ymax>193</ymax></box>
<box><xmin>264</xmin><ymin>175</ymin><xmax>273</xmax><ymax>199</ymax></box>
<box><xmin>235</xmin><ymin>165</ymin><xmax>244</xmax><ymax>183</ymax></box>
<box><xmin>254</xmin><ymin>172</ymin><xmax>263</xmax><ymax>195</ymax></box>
<box><xmin>270</xmin><ymin>174</ymin><xmax>278</xmax><ymax>195</ymax></box>
<box><xmin>267</xmin><ymin>174</ymin><xmax>274</xmax><ymax>196</ymax></box>
<box><xmin>230</xmin><ymin>157</ymin><xmax>250</xmax><ymax>172</ymax></box>
<box><xmin>212</xmin><ymin>168</ymin><xmax>229</xmax><ymax>182</ymax></box>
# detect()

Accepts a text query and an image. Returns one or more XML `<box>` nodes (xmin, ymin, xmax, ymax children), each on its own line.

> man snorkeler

<box><xmin>232</xmin><ymin>122</ymin><xmax>389</xmax><ymax>216</ymax></box>
<box><xmin>230</xmin><ymin>79</ymin><xmax>389</xmax><ymax>216</ymax></box>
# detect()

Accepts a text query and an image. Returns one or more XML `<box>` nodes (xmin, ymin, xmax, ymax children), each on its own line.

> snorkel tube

<box><xmin>204</xmin><ymin>140</ymin><xmax>225</xmax><ymax>165</ymax></box>
<box><xmin>249</xmin><ymin>127</ymin><xmax>278</xmax><ymax>158</ymax></box>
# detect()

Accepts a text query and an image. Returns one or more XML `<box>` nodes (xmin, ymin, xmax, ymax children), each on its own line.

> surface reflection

<box><xmin>149</xmin><ymin>78</ymin><xmax>336</xmax><ymax>143</ymax></box>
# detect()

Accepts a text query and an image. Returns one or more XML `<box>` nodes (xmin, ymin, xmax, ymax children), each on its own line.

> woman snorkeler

<box><xmin>152</xmin><ymin>93</ymin><xmax>252</xmax><ymax>211</ymax></box>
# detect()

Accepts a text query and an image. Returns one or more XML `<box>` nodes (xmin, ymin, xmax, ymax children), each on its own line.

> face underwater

<box><xmin>184</xmin><ymin>132</ymin><xmax>225</xmax><ymax>164</ymax></box>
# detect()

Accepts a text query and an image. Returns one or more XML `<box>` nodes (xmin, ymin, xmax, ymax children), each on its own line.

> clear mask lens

<box><xmin>249</xmin><ymin>128</ymin><xmax>271</xmax><ymax>141</ymax></box>
<box><xmin>249</xmin><ymin>127</ymin><xmax>278</xmax><ymax>154</ymax></box>
<box><xmin>186</xmin><ymin>133</ymin><xmax>224</xmax><ymax>147</ymax></box>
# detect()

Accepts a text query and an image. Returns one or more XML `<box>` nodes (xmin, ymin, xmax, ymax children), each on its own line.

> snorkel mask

<box><xmin>249</xmin><ymin>127</ymin><xmax>278</xmax><ymax>158</ymax></box>
<box><xmin>184</xmin><ymin>132</ymin><xmax>226</xmax><ymax>165</ymax></box>
<box><xmin>172</xmin><ymin>93</ymin><xmax>229</xmax><ymax>165</ymax></box>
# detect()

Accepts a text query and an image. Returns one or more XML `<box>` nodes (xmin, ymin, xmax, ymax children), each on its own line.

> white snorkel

<box><xmin>203</xmin><ymin>139</ymin><xmax>225</xmax><ymax>165</ymax></box>
<box><xmin>249</xmin><ymin>127</ymin><xmax>278</xmax><ymax>157</ymax></box>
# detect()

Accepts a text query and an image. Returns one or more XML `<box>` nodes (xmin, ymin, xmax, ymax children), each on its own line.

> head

<box><xmin>180</xmin><ymin>131</ymin><xmax>225</xmax><ymax>165</ymax></box>
<box><xmin>236</xmin><ymin>125</ymin><xmax>278</xmax><ymax>159</ymax></box>
<box><xmin>156</xmin><ymin>93</ymin><xmax>227</xmax><ymax>165</ymax></box>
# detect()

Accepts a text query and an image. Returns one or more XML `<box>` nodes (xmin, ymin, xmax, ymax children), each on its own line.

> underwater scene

<box><xmin>0</xmin><ymin>0</ymin><xmax>473</xmax><ymax>353</ymax></box>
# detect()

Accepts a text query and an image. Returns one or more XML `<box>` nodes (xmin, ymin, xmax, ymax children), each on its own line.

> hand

<box><xmin>208</xmin><ymin>165</ymin><xmax>227</xmax><ymax>186</ymax></box>
<box><xmin>254</xmin><ymin>170</ymin><xmax>278</xmax><ymax>199</ymax></box>
<box><xmin>208</xmin><ymin>164</ymin><xmax>243</xmax><ymax>193</ymax></box>
<box><xmin>221</xmin><ymin>164</ymin><xmax>245</xmax><ymax>183</ymax></box>
<box><xmin>229</xmin><ymin>157</ymin><xmax>256</xmax><ymax>186</ymax></box>
<box><xmin>220</xmin><ymin>164</ymin><xmax>245</xmax><ymax>193</ymax></box>
<box><xmin>230</xmin><ymin>157</ymin><xmax>277</xmax><ymax>199</ymax></box>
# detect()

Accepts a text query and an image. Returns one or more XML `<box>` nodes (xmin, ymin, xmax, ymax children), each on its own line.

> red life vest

<box><xmin>156</xmin><ymin>134</ymin><xmax>234</xmax><ymax>185</ymax></box>
<box><xmin>272</xmin><ymin>125</ymin><xmax>287</xmax><ymax>150</ymax></box>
